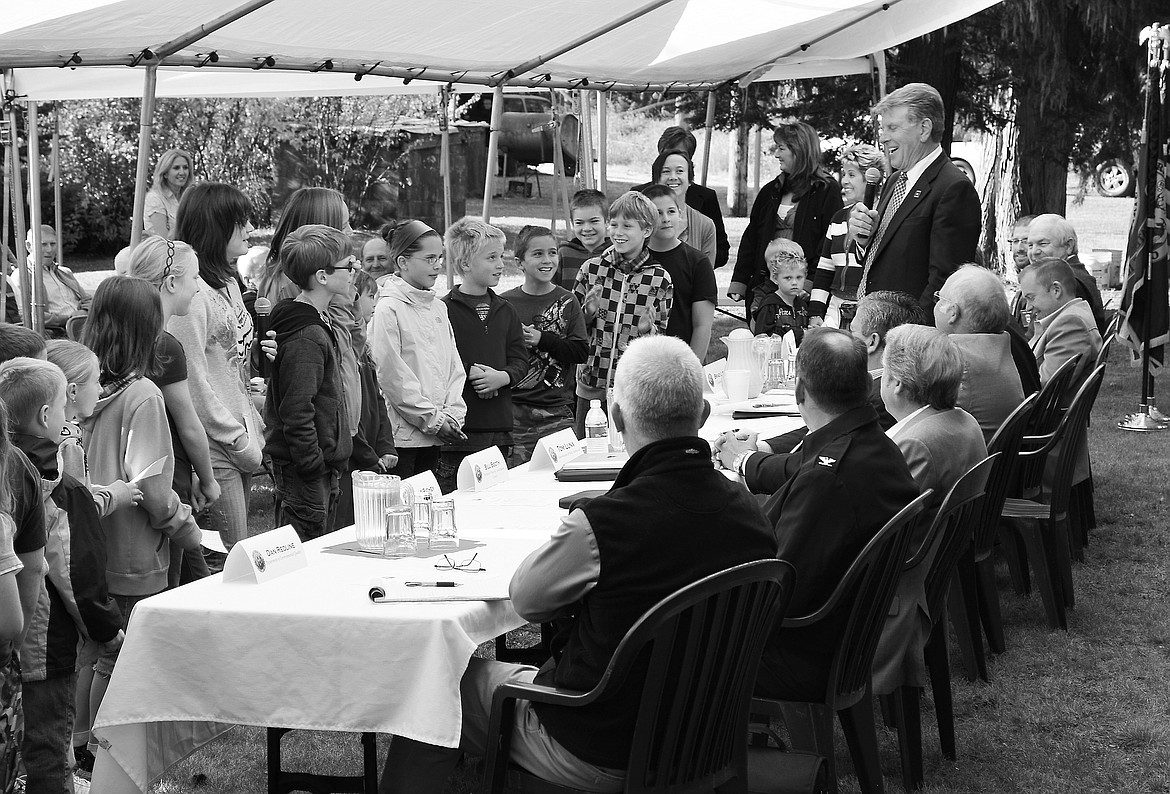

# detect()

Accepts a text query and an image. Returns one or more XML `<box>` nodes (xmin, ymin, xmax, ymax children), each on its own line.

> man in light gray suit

<box><xmin>872</xmin><ymin>323</ymin><xmax>987</xmax><ymax>694</ymax></box>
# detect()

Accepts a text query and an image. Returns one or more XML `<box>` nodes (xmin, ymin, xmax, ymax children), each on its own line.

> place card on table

<box><xmin>456</xmin><ymin>446</ymin><xmax>509</xmax><ymax>492</ymax></box>
<box><xmin>703</xmin><ymin>358</ymin><xmax>726</xmax><ymax>396</ymax></box>
<box><xmin>528</xmin><ymin>428</ymin><xmax>584</xmax><ymax>472</ymax></box>
<box><xmin>223</xmin><ymin>526</ymin><xmax>307</xmax><ymax>584</ymax></box>
<box><xmin>403</xmin><ymin>469</ymin><xmax>441</xmax><ymax>502</ymax></box>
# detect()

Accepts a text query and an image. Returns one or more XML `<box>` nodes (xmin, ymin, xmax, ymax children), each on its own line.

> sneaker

<box><xmin>73</xmin><ymin>745</ymin><xmax>96</xmax><ymax>774</ymax></box>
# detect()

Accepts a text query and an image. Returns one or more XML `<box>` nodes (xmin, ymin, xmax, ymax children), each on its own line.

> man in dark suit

<box><xmin>850</xmin><ymin>83</ymin><xmax>982</xmax><ymax>312</ymax></box>
<box><xmin>750</xmin><ymin>327</ymin><xmax>920</xmax><ymax>701</ymax></box>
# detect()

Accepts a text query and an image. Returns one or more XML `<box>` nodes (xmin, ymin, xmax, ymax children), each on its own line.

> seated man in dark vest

<box><xmin>751</xmin><ymin>327</ymin><xmax>920</xmax><ymax>701</ymax></box>
<box><xmin>379</xmin><ymin>335</ymin><xmax>778</xmax><ymax>794</ymax></box>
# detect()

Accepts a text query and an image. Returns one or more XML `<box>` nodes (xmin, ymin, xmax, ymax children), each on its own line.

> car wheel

<box><xmin>1095</xmin><ymin>158</ymin><xmax>1134</xmax><ymax>198</ymax></box>
<box><xmin>953</xmin><ymin>158</ymin><xmax>976</xmax><ymax>183</ymax></box>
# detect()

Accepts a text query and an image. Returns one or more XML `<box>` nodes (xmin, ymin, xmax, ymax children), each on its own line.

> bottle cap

<box><xmin>589</xmin><ymin>399</ymin><xmax>601</xmax><ymax>408</ymax></box>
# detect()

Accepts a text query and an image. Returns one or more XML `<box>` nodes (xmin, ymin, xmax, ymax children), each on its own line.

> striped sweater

<box><xmin>808</xmin><ymin>204</ymin><xmax>865</xmax><ymax>319</ymax></box>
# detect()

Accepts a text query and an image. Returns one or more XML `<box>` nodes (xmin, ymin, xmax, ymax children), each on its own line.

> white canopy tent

<box><xmin>1</xmin><ymin>0</ymin><xmax>998</xmax><ymax>332</ymax></box>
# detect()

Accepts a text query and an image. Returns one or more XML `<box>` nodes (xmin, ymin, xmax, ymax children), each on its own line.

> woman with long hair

<box><xmin>143</xmin><ymin>148</ymin><xmax>193</xmax><ymax>240</ymax></box>
<box><xmin>170</xmin><ymin>182</ymin><xmax>263</xmax><ymax>554</ymax></box>
<box><xmin>728</xmin><ymin>121</ymin><xmax>843</xmax><ymax>327</ymax></box>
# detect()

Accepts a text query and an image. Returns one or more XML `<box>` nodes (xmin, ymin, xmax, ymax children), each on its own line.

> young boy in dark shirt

<box><xmin>558</xmin><ymin>189</ymin><xmax>611</xmax><ymax>291</ymax></box>
<box><xmin>501</xmin><ymin>226</ymin><xmax>588</xmax><ymax>464</ymax></box>
<box><xmin>439</xmin><ymin>218</ymin><xmax>527</xmax><ymax>490</ymax></box>
<box><xmin>641</xmin><ymin>184</ymin><xmax>717</xmax><ymax>361</ymax></box>
<box><xmin>754</xmin><ymin>238</ymin><xmax>810</xmax><ymax>343</ymax></box>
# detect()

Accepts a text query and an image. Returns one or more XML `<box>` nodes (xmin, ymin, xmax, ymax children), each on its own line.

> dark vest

<box><xmin>533</xmin><ymin>436</ymin><xmax>778</xmax><ymax>768</ymax></box>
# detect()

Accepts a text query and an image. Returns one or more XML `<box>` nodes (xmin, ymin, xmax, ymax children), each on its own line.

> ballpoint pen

<box><xmin>405</xmin><ymin>581</ymin><xmax>461</xmax><ymax>587</ymax></box>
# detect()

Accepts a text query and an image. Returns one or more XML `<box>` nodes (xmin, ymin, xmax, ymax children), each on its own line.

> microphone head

<box><xmin>864</xmin><ymin>167</ymin><xmax>883</xmax><ymax>185</ymax></box>
<box><xmin>255</xmin><ymin>297</ymin><xmax>272</xmax><ymax>316</ymax></box>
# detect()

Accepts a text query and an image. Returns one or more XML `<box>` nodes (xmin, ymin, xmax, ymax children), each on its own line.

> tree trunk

<box><xmin>1014</xmin><ymin>85</ymin><xmax>1072</xmax><ymax>216</ymax></box>
<box><xmin>727</xmin><ymin>88</ymin><xmax>750</xmax><ymax>216</ymax></box>
<box><xmin>979</xmin><ymin>91</ymin><xmax>1021</xmax><ymax>277</ymax></box>
<box><xmin>895</xmin><ymin>29</ymin><xmax>962</xmax><ymax>148</ymax></box>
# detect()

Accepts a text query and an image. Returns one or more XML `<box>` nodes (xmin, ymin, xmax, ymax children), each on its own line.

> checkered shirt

<box><xmin>573</xmin><ymin>247</ymin><xmax>674</xmax><ymax>391</ymax></box>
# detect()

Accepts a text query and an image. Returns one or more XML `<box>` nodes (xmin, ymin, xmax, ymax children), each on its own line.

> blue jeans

<box><xmin>21</xmin><ymin>672</ymin><xmax>78</xmax><ymax>793</ymax></box>
<box><xmin>205</xmin><ymin>468</ymin><xmax>252</xmax><ymax>550</ymax></box>
<box><xmin>272</xmin><ymin>465</ymin><xmax>340</xmax><ymax>542</ymax></box>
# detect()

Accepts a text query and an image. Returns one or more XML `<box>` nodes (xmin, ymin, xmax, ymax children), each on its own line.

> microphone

<box><xmin>253</xmin><ymin>297</ymin><xmax>272</xmax><ymax>379</ymax></box>
<box><xmin>863</xmin><ymin>167</ymin><xmax>883</xmax><ymax>210</ymax></box>
<box><xmin>855</xmin><ymin>167</ymin><xmax>884</xmax><ymax>244</ymax></box>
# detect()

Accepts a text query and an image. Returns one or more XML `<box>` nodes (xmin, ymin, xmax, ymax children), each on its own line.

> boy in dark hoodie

<box><xmin>558</xmin><ymin>190</ymin><xmax>610</xmax><ymax>291</ymax></box>
<box><xmin>0</xmin><ymin>357</ymin><xmax>122</xmax><ymax>792</ymax></box>
<box><xmin>263</xmin><ymin>225</ymin><xmax>355</xmax><ymax>541</ymax></box>
<box><xmin>438</xmin><ymin>218</ymin><xmax>527</xmax><ymax>492</ymax></box>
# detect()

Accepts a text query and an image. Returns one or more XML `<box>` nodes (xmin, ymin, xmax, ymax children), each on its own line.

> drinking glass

<box><xmin>429</xmin><ymin>497</ymin><xmax>458</xmax><ymax>550</ymax></box>
<box><xmin>383</xmin><ymin>505</ymin><xmax>415</xmax><ymax>558</ymax></box>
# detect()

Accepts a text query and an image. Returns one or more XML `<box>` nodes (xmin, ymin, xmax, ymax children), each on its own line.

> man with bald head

<box><xmin>935</xmin><ymin>265</ymin><xmax>1032</xmax><ymax>440</ymax></box>
<box><xmin>1026</xmin><ymin>214</ymin><xmax>1106</xmax><ymax>334</ymax></box>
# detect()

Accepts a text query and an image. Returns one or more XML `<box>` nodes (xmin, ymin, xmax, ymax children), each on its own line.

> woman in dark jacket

<box><xmin>728</xmin><ymin>121</ymin><xmax>843</xmax><ymax>318</ymax></box>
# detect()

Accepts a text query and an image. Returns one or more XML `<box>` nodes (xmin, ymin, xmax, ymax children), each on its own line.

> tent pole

<box><xmin>550</xmin><ymin>91</ymin><xmax>560</xmax><ymax>235</ymax></box>
<box><xmin>152</xmin><ymin>0</ymin><xmax>280</xmax><ymax>58</ymax></box>
<box><xmin>4</xmin><ymin>71</ymin><xmax>30</xmax><ymax>328</ymax></box>
<box><xmin>26</xmin><ymin>100</ymin><xmax>45</xmax><ymax>337</ymax></box>
<box><xmin>598</xmin><ymin>91</ymin><xmax>608</xmax><ymax>195</ymax></box>
<box><xmin>700</xmin><ymin>90</ymin><xmax>716</xmax><ymax>185</ymax></box>
<box><xmin>482</xmin><ymin>83</ymin><xmax>505</xmax><ymax>224</ymax></box>
<box><xmin>53</xmin><ymin>105</ymin><xmax>63</xmax><ymax>273</ymax></box>
<box><xmin>440</xmin><ymin>87</ymin><xmax>454</xmax><ymax>290</ymax></box>
<box><xmin>752</xmin><ymin>125</ymin><xmax>761</xmax><ymax>195</ymax></box>
<box><xmin>2</xmin><ymin>127</ymin><xmax>10</xmax><ymax>271</ymax></box>
<box><xmin>130</xmin><ymin>64</ymin><xmax>159</xmax><ymax>249</ymax></box>
<box><xmin>551</xmin><ymin>90</ymin><xmax>571</xmax><ymax>234</ymax></box>
<box><xmin>579</xmin><ymin>89</ymin><xmax>595</xmax><ymax>190</ymax></box>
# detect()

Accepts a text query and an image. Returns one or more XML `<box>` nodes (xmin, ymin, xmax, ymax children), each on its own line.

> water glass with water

<box><xmin>412</xmin><ymin>490</ymin><xmax>433</xmax><ymax>548</ymax></box>
<box><xmin>383</xmin><ymin>505</ymin><xmax>415</xmax><ymax>558</ymax></box>
<box><xmin>430</xmin><ymin>497</ymin><xmax>458</xmax><ymax>550</ymax></box>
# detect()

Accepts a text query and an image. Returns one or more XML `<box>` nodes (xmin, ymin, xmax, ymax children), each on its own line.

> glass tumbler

<box><xmin>429</xmin><ymin>497</ymin><xmax>458</xmax><ymax>550</ymax></box>
<box><xmin>383</xmin><ymin>505</ymin><xmax>415</xmax><ymax>558</ymax></box>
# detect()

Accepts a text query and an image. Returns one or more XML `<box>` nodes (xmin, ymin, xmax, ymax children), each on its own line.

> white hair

<box><xmin>1030</xmin><ymin>213</ymin><xmax>1079</xmax><ymax>256</ymax></box>
<box><xmin>612</xmin><ymin>336</ymin><xmax>704</xmax><ymax>439</ymax></box>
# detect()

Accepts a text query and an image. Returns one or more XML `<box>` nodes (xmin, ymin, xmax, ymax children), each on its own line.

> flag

<box><xmin>1118</xmin><ymin>49</ymin><xmax>1170</xmax><ymax>370</ymax></box>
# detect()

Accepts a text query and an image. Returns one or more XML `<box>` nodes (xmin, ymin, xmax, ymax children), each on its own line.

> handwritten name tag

<box><xmin>223</xmin><ymin>526</ymin><xmax>307</xmax><ymax>584</ymax></box>
<box><xmin>403</xmin><ymin>470</ymin><xmax>441</xmax><ymax>502</ymax></box>
<box><xmin>456</xmin><ymin>446</ymin><xmax>509</xmax><ymax>492</ymax></box>
<box><xmin>703</xmin><ymin>359</ymin><xmax>727</xmax><ymax>396</ymax></box>
<box><xmin>529</xmin><ymin>429</ymin><xmax>584</xmax><ymax>472</ymax></box>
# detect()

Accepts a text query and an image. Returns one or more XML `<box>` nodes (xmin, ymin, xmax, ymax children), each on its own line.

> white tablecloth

<box><xmin>91</xmin><ymin>400</ymin><xmax>804</xmax><ymax>792</ymax></box>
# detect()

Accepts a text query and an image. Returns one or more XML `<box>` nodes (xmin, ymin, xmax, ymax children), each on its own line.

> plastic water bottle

<box><xmin>584</xmin><ymin>399</ymin><xmax>609</xmax><ymax>455</ymax></box>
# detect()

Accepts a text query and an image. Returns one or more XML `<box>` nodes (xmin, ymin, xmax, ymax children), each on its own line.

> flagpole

<box><xmin>1120</xmin><ymin>23</ymin><xmax>1168</xmax><ymax>432</ymax></box>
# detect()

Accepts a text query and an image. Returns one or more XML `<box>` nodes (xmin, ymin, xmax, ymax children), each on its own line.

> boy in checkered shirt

<box><xmin>572</xmin><ymin>191</ymin><xmax>674</xmax><ymax>437</ymax></box>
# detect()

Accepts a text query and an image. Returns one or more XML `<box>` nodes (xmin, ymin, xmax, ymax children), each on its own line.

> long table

<box><xmin>91</xmin><ymin>396</ymin><xmax>804</xmax><ymax>792</ymax></box>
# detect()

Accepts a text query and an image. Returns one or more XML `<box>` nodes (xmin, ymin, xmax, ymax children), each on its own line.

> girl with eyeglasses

<box><xmin>367</xmin><ymin>220</ymin><xmax>467</xmax><ymax>479</ymax></box>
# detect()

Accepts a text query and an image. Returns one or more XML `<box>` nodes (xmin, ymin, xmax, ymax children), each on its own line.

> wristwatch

<box><xmin>732</xmin><ymin>451</ymin><xmax>753</xmax><ymax>477</ymax></box>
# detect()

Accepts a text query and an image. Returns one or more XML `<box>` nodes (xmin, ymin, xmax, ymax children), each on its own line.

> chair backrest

<box><xmin>1044</xmin><ymin>364</ymin><xmax>1105</xmax><ymax>518</ymax></box>
<box><xmin>973</xmin><ymin>394</ymin><xmax>1037</xmax><ymax>555</ymax></box>
<box><xmin>913</xmin><ymin>455</ymin><xmax>997</xmax><ymax>617</ymax></box>
<box><xmin>1027</xmin><ymin>353</ymin><xmax>1083</xmax><ymax>436</ymax></box>
<box><xmin>612</xmin><ymin>559</ymin><xmax>797</xmax><ymax>793</ymax></box>
<box><xmin>1095</xmin><ymin>331</ymin><xmax>1116</xmax><ymax>370</ymax></box>
<box><xmin>783</xmin><ymin>491</ymin><xmax>931</xmax><ymax>709</ymax></box>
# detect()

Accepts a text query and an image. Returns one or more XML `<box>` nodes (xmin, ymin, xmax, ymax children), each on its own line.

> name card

<box><xmin>529</xmin><ymin>429</ymin><xmax>584</xmax><ymax>472</ymax></box>
<box><xmin>403</xmin><ymin>470</ymin><xmax>441</xmax><ymax>502</ymax></box>
<box><xmin>457</xmin><ymin>446</ymin><xmax>509</xmax><ymax>492</ymax></box>
<box><xmin>223</xmin><ymin>526</ymin><xmax>307</xmax><ymax>584</ymax></box>
<box><xmin>703</xmin><ymin>359</ymin><xmax>727</xmax><ymax>396</ymax></box>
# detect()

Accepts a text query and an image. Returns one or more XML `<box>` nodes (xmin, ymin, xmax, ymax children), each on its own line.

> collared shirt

<box><xmin>886</xmin><ymin>404</ymin><xmax>931</xmax><ymax>441</ymax></box>
<box><xmin>12</xmin><ymin>262</ymin><xmax>85</xmax><ymax>321</ymax></box>
<box><xmin>902</xmin><ymin>145</ymin><xmax>944</xmax><ymax>194</ymax></box>
<box><xmin>1033</xmin><ymin>297</ymin><xmax>1085</xmax><ymax>336</ymax></box>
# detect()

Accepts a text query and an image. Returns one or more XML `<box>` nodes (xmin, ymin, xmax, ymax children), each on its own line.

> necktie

<box><xmin>857</xmin><ymin>171</ymin><xmax>908</xmax><ymax>297</ymax></box>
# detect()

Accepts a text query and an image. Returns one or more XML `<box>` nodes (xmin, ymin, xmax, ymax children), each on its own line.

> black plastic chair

<box><xmin>887</xmin><ymin>455</ymin><xmax>996</xmax><ymax>790</ymax></box>
<box><xmin>267</xmin><ymin>727</ymin><xmax>376</xmax><ymax>794</ymax></box>
<box><xmin>751</xmin><ymin>491</ymin><xmax>932</xmax><ymax>794</ymax></box>
<box><xmin>480</xmin><ymin>558</ymin><xmax>797</xmax><ymax>794</ymax></box>
<box><xmin>1001</xmin><ymin>353</ymin><xmax>1083</xmax><ymax>594</ymax></box>
<box><xmin>1001</xmin><ymin>365</ymin><xmax>1105</xmax><ymax>630</ymax></box>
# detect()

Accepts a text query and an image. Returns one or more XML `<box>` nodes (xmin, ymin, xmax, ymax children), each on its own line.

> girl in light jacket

<box><xmin>171</xmin><ymin>183</ymin><xmax>263</xmax><ymax>552</ymax></box>
<box><xmin>367</xmin><ymin>220</ymin><xmax>466</xmax><ymax>479</ymax></box>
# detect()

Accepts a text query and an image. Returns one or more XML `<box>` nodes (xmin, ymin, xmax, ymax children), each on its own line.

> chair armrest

<box><xmin>494</xmin><ymin>679</ymin><xmax>601</xmax><ymax>709</ymax></box>
<box><xmin>1002</xmin><ymin>497</ymin><xmax>1051</xmax><ymax>519</ymax></box>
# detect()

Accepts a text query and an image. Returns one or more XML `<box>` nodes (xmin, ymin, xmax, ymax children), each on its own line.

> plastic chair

<box><xmin>952</xmin><ymin>394</ymin><xmax>1037</xmax><ymax>659</ymax></box>
<box><xmin>1000</xmin><ymin>353</ymin><xmax>1083</xmax><ymax>595</ymax></box>
<box><xmin>480</xmin><ymin>558</ymin><xmax>797</xmax><ymax>794</ymax></box>
<box><xmin>751</xmin><ymin>491</ymin><xmax>932</xmax><ymax>794</ymax></box>
<box><xmin>267</xmin><ymin>727</ymin><xmax>377</xmax><ymax>794</ymax></box>
<box><xmin>1001</xmin><ymin>365</ymin><xmax>1105</xmax><ymax>630</ymax></box>
<box><xmin>887</xmin><ymin>456</ymin><xmax>996</xmax><ymax>790</ymax></box>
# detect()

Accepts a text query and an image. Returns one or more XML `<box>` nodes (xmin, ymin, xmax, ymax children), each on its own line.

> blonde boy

<box><xmin>754</xmin><ymin>238</ymin><xmax>810</xmax><ymax>341</ymax></box>
<box><xmin>572</xmin><ymin>191</ymin><xmax>674</xmax><ymax>437</ymax></box>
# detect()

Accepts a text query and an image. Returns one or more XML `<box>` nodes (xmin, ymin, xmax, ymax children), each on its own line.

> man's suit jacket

<box><xmin>1030</xmin><ymin>298</ymin><xmax>1102</xmax><ymax>398</ymax></box>
<box><xmin>862</xmin><ymin>152</ymin><xmax>981</xmax><ymax>310</ymax></box>
<box><xmin>949</xmin><ymin>333</ymin><xmax>1027</xmax><ymax>443</ymax></box>
<box><xmin>872</xmin><ymin>405</ymin><xmax>987</xmax><ymax>694</ymax></box>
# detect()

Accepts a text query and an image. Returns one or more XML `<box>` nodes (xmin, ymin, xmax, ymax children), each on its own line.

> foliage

<box><xmin>32</xmin><ymin>94</ymin><xmax>435</xmax><ymax>254</ymax></box>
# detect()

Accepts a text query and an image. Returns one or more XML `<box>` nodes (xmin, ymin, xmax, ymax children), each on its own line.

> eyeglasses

<box><xmin>1007</xmin><ymin>237</ymin><xmax>1027</xmax><ymax>245</ymax></box>
<box><xmin>434</xmin><ymin>553</ymin><xmax>484</xmax><ymax>573</ymax></box>
<box><xmin>933</xmin><ymin>290</ymin><xmax>956</xmax><ymax>306</ymax></box>
<box><xmin>326</xmin><ymin>256</ymin><xmax>362</xmax><ymax>274</ymax></box>
<box><xmin>411</xmin><ymin>253</ymin><xmax>444</xmax><ymax>266</ymax></box>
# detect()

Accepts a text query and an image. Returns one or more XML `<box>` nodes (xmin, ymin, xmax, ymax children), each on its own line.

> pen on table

<box><xmin>405</xmin><ymin>581</ymin><xmax>462</xmax><ymax>587</ymax></box>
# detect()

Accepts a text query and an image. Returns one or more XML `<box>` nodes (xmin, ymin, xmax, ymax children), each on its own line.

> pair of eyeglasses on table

<box><xmin>433</xmin><ymin>553</ymin><xmax>485</xmax><ymax>573</ymax></box>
